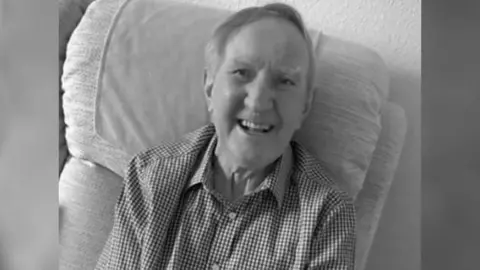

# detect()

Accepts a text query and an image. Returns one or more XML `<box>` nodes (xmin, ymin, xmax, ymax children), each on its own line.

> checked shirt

<box><xmin>95</xmin><ymin>124</ymin><xmax>356</xmax><ymax>269</ymax></box>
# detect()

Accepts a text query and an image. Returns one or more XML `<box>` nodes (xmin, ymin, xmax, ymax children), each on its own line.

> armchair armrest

<box><xmin>59</xmin><ymin>0</ymin><xmax>96</xmax><ymax>174</ymax></box>
<box><xmin>354</xmin><ymin>102</ymin><xmax>407</xmax><ymax>270</ymax></box>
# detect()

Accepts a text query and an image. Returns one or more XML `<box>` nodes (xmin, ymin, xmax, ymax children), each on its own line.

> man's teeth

<box><xmin>240</xmin><ymin>120</ymin><xmax>273</xmax><ymax>132</ymax></box>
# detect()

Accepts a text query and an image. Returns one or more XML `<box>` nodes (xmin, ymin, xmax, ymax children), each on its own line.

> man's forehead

<box><xmin>222</xmin><ymin>19</ymin><xmax>310</xmax><ymax>72</ymax></box>
<box><xmin>228</xmin><ymin>22</ymin><xmax>307</xmax><ymax>53</ymax></box>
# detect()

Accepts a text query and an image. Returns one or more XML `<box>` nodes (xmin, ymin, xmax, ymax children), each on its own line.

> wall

<box><xmin>185</xmin><ymin>0</ymin><xmax>421</xmax><ymax>269</ymax></box>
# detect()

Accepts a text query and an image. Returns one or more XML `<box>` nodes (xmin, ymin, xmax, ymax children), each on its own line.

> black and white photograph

<box><xmin>0</xmin><ymin>0</ymin><xmax>478</xmax><ymax>269</ymax></box>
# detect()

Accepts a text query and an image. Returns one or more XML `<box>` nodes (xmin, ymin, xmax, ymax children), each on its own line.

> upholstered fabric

<box><xmin>294</xmin><ymin>35</ymin><xmax>387</xmax><ymax>197</ymax></box>
<box><xmin>62</xmin><ymin>0</ymin><xmax>130</xmax><ymax>177</ymax></box>
<box><xmin>59</xmin><ymin>156</ymin><xmax>123</xmax><ymax>270</ymax></box>
<box><xmin>58</xmin><ymin>0</ymin><xmax>96</xmax><ymax>173</ymax></box>
<box><xmin>354</xmin><ymin>102</ymin><xmax>407</xmax><ymax>270</ymax></box>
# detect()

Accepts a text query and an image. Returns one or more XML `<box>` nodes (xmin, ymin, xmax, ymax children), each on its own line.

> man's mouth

<box><xmin>237</xmin><ymin>119</ymin><xmax>274</xmax><ymax>134</ymax></box>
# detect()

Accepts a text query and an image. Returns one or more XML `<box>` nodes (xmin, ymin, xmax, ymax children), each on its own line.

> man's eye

<box><xmin>280</xmin><ymin>78</ymin><xmax>295</xmax><ymax>86</ymax></box>
<box><xmin>232</xmin><ymin>69</ymin><xmax>249</xmax><ymax>77</ymax></box>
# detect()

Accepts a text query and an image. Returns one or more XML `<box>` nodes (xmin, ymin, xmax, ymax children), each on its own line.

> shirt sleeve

<box><xmin>308</xmin><ymin>195</ymin><xmax>356</xmax><ymax>270</ymax></box>
<box><xmin>95</xmin><ymin>156</ymin><xmax>148</xmax><ymax>270</ymax></box>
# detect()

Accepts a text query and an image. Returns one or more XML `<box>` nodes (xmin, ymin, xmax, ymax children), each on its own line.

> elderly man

<box><xmin>96</xmin><ymin>3</ymin><xmax>356</xmax><ymax>269</ymax></box>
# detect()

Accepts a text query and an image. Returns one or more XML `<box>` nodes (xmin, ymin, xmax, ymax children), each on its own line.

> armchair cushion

<box><xmin>63</xmin><ymin>0</ymin><xmax>389</xmax><ymax>198</ymax></box>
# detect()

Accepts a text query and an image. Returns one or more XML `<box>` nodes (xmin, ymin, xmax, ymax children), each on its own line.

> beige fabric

<box><xmin>58</xmin><ymin>0</ymin><xmax>96</xmax><ymax>173</ymax></box>
<box><xmin>62</xmin><ymin>0</ymin><xmax>130</xmax><ymax>176</ymax></box>
<box><xmin>354</xmin><ymin>102</ymin><xmax>407</xmax><ymax>270</ymax></box>
<box><xmin>294</xmin><ymin>35</ymin><xmax>388</xmax><ymax>197</ymax></box>
<box><xmin>59</xmin><ymin>157</ymin><xmax>123</xmax><ymax>270</ymax></box>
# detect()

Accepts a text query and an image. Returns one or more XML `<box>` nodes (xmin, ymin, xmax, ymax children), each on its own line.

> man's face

<box><xmin>205</xmin><ymin>17</ymin><xmax>311</xmax><ymax>170</ymax></box>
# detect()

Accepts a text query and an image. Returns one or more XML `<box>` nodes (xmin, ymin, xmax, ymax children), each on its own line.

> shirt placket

<box><xmin>207</xmin><ymin>201</ymin><xmax>241</xmax><ymax>270</ymax></box>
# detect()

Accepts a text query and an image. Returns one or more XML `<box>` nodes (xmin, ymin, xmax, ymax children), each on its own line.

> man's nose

<box><xmin>244</xmin><ymin>74</ymin><xmax>274</xmax><ymax>112</ymax></box>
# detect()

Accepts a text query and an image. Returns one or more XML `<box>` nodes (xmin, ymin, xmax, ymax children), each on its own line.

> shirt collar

<box><xmin>256</xmin><ymin>143</ymin><xmax>292</xmax><ymax>208</ymax></box>
<box><xmin>186</xmin><ymin>134</ymin><xmax>293</xmax><ymax>208</ymax></box>
<box><xmin>186</xmin><ymin>134</ymin><xmax>218</xmax><ymax>190</ymax></box>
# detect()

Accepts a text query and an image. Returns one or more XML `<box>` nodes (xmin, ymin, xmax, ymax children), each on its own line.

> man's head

<box><xmin>204</xmin><ymin>3</ymin><xmax>316</xmax><ymax>170</ymax></box>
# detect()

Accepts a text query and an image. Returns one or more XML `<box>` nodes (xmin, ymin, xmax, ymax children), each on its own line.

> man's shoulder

<box><xmin>129</xmin><ymin>124</ymin><xmax>216</xmax><ymax>173</ymax></box>
<box><xmin>291</xmin><ymin>142</ymin><xmax>354</xmax><ymax>207</ymax></box>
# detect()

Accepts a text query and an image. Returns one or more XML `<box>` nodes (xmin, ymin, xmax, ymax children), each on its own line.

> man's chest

<box><xmin>158</xmin><ymin>188</ymin><xmax>310</xmax><ymax>269</ymax></box>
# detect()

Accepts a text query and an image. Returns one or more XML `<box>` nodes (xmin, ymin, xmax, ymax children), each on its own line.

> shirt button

<box><xmin>228</xmin><ymin>212</ymin><xmax>237</xmax><ymax>220</ymax></box>
<box><xmin>212</xmin><ymin>264</ymin><xmax>220</xmax><ymax>270</ymax></box>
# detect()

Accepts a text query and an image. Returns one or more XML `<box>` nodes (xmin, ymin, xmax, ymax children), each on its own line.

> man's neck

<box><xmin>212</xmin><ymin>145</ymin><xmax>276</xmax><ymax>202</ymax></box>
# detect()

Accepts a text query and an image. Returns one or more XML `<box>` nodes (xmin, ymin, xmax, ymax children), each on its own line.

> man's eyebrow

<box><xmin>231</xmin><ymin>58</ymin><xmax>259</xmax><ymax>66</ymax></box>
<box><xmin>230</xmin><ymin>59</ymin><xmax>303</xmax><ymax>78</ymax></box>
<box><xmin>276</xmin><ymin>66</ymin><xmax>302</xmax><ymax>77</ymax></box>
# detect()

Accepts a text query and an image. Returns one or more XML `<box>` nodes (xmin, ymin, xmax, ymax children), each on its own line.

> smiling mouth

<box><xmin>237</xmin><ymin>119</ymin><xmax>275</xmax><ymax>134</ymax></box>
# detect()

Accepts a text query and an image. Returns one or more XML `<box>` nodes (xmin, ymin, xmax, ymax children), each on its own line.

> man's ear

<box><xmin>301</xmin><ymin>86</ymin><xmax>315</xmax><ymax>119</ymax></box>
<box><xmin>203</xmin><ymin>69</ymin><xmax>214</xmax><ymax>110</ymax></box>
